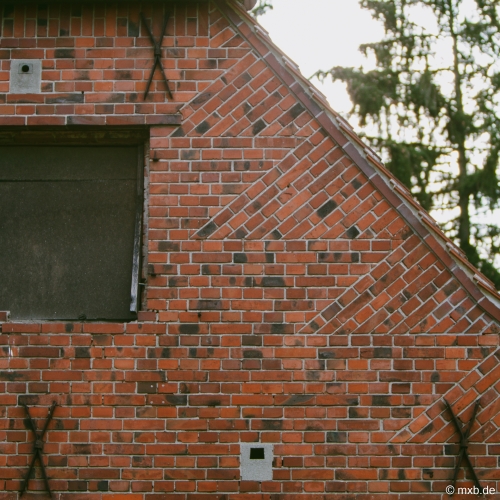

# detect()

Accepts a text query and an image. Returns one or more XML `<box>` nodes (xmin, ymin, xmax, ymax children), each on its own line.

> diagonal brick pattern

<box><xmin>388</xmin><ymin>350</ymin><xmax>500</xmax><ymax>491</ymax></box>
<box><xmin>0</xmin><ymin>1</ymin><xmax>499</xmax><ymax>498</ymax></box>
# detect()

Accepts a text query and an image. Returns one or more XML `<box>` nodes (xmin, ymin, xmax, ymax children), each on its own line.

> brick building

<box><xmin>0</xmin><ymin>0</ymin><xmax>500</xmax><ymax>498</ymax></box>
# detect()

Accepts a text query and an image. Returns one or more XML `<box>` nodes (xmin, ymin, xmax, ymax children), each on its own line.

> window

<box><xmin>0</xmin><ymin>139</ymin><xmax>144</xmax><ymax>321</ymax></box>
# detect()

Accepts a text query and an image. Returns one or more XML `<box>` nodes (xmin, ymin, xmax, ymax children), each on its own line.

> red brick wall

<box><xmin>1</xmin><ymin>1</ymin><xmax>500</xmax><ymax>498</ymax></box>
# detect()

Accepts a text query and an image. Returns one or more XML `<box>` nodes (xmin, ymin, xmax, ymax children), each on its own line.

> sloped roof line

<box><xmin>215</xmin><ymin>0</ymin><xmax>500</xmax><ymax>323</ymax></box>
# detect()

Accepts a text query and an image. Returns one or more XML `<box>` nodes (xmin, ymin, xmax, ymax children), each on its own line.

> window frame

<box><xmin>0</xmin><ymin>127</ymin><xmax>149</xmax><ymax>322</ymax></box>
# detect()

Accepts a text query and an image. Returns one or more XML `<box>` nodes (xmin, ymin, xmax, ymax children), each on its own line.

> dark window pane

<box><xmin>0</xmin><ymin>146</ymin><xmax>139</xmax><ymax>320</ymax></box>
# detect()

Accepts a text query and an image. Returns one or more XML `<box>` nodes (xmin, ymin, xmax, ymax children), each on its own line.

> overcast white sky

<box><xmin>258</xmin><ymin>0</ymin><xmax>384</xmax><ymax>114</ymax></box>
<box><xmin>258</xmin><ymin>0</ymin><xmax>500</xmax><ymax>269</ymax></box>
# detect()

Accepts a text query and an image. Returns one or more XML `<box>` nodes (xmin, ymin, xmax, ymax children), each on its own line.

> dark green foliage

<box><xmin>410</xmin><ymin>71</ymin><xmax>445</xmax><ymax>119</ymax></box>
<box><xmin>322</xmin><ymin>67</ymin><xmax>398</xmax><ymax>125</ymax></box>
<box><xmin>314</xmin><ymin>0</ymin><xmax>500</xmax><ymax>289</ymax></box>
<box><xmin>251</xmin><ymin>0</ymin><xmax>273</xmax><ymax>17</ymax></box>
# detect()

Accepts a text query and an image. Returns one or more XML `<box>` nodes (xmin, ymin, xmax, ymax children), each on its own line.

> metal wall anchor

<box><xmin>445</xmin><ymin>399</ymin><xmax>483</xmax><ymax>495</ymax></box>
<box><xmin>20</xmin><ymin>401</ymin><xmax>57</xmax><ymax>499</ymax></box>
<box><xmin>141</xmin><ymin>12</ymin><xmax>173</xmax><ymax>100</ymax></box>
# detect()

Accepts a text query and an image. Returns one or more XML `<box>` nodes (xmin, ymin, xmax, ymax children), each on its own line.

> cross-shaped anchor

<box><xmin>445</xmin><ymin>399</ymin><xmax>483</xmax><ymax>495</ymax></box>
<box><xmin>140</xmin><ymin>12</ymin><xmax>173</xmax><ymax>100</ymax></box>
<box><xmin>20</xmin><ymin>401</ymin><xmax>58</xmax><ymax>499</ymax></box>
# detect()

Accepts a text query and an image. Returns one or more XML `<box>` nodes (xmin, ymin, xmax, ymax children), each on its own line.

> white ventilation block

<box><xmin>240</xmin><ymin>443</ymin><xmax>273</xmax><ymax>481</ymax></box>
<box><xmin>10</xmin><ymin>60</ymin><xmax>42</xmax><ymax>93</ymax></box>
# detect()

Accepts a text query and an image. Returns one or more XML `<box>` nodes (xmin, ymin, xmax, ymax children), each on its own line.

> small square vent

<box><xmin>10</xmin><ymin>60</ymin><xmax>42</xmax><ymax>93</ymax></box>
<box><xmin>240</xmin><ymin>443</ymin><xmax>273</xmax><ymax>481</ymax></box>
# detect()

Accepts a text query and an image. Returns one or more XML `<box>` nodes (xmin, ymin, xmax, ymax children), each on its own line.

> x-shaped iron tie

<box><xmin>141</xmin><ymin>12</ymin><xmax>173</xmax><ymax>100</ymax></box>
<box><xmin>445</xmin><ymin>399</ymin><xmax>482</xmax><ymax>495</ymax></box>
<box><xmin>20</xmin><ymin>402</ymin><xmax>57</xmax><ymax>499</ymax></box>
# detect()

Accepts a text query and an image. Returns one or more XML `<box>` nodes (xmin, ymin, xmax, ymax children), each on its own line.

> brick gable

<box><xmin>0</xmin><ymin>1</ymin><xmax>499</xmax><ymax>498</ymax></box>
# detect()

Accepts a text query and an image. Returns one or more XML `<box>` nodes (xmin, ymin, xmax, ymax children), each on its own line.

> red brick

<box><xmin>0</xmin><ymin>2</ymin><xmax>499</xmax><ymax>498</ymax></box>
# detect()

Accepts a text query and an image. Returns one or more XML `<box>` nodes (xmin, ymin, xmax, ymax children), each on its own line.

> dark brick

<box><xmin>138</xmin><ymin>382</ymin><xmax>157</xmax><ymax>394</ymax></box>
<box><xmin>75</xmin><ymin>347</ymin><xmax>91</xmax><ymax>358</ymax></box>
<box><xmin>196</xmin><ymin>221</ymin><xmax>218</xmax><ymax>238</ymax></box>
<box><xmin>195</xmin><ymin>300</ymin><xmax>223</xmax><ymax>310</ymax></box>
<box><xmin>234</xmin><ymin>253</ymin><xmax>248</xmax><ymax>263</ymax></box>
<box><xmin>260</xmin><ymin>277</ymin><xmax>285</xmax><ymax>287</ymax></box>
<box><xmin>55</xmin><ymin>48</ymin><xmax>75</xmax><ymax>58</ymax></box>
<box><xmin>179</xmin><ymin>324</ymin><xmax>200</xmax><ymax>334</ymax></box>
<box><xmin>372</xmin><ymin>395</ymin><xmax>391</xmax><ymax>406</ymax></box>
<box><xmin>373</xmin><ymin>347</ymin><xmax>392</xmax><ymax>358</ymax></box>
<box><xmin>317</xmin><ymin>200</ymin><xmax>337</xmax><ymax>218</ymax></box>
<box><xmin>290</xmin><ymin>103</ymin><xmax>305</xmax><ymax>119</ymax></box>
<box><xmin>158</xmin><ymin>242</ymin><xmax>180</xmax><ymax>252</ymax></box>
<box><xmin>252</xmin><ymin>119</ymin><xmax>266</xmax><ymax>135</ymax></box>
<box><xmin>242</xmin><ymin>335</ymin><xmax>262</xmax><ymax>346</ymax></box>
<box><xmin>346</xmin><ymin>226</ymin><xmax>360</xmax><ymax>239</ymax></box>
<box><xmin>327</xmin><ymin>432</ymin><xmax>347</xmax><ymax>443</ymax></box>
<box><xmin>196</xmin><ymin>121</ymin><xmax>211</xmax><ymax>134</ymax></box>
<box><xmin>243</xmin><ymin>350</ymin><xmax>262</xmax><ymax>358</ymax></box>
<box><xmin>97</xmin><ymin>481</ymin><xmax>109</xmax><ymax>492</ymax></box>
<box><xmin>128</xmin><ymin>20</ymin><xmax>139</xmax><ymax>37</ymax></box>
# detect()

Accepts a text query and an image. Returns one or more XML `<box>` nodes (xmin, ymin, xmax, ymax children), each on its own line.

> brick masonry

<box><xmin>0</xmin><ymin>1</ymin><xmax>500</xmax><ymax>499</ymax></box>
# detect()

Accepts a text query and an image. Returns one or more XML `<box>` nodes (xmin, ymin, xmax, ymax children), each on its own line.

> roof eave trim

<box><xmin>217</xmin><ymin>0</ymin><xmax>500</xmax><ymax>325</ymax></box>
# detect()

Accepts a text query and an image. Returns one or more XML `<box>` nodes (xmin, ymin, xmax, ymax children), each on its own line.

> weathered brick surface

<box><xmin>0</xmin><ymin>1</ymin><xmax>499</xmax><ymax>498</ymax></box>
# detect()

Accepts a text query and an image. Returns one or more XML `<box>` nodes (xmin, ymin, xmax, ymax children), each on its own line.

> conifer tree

<box><xmin>314</xmin><ymin>0</ymin><xmax>500</xmax><ymax>287</ymax></box>
<box><xmin>254</xmin><ymin>1</ymin><xmax>500</xmax><ymax>287</ymax></box>
<box><xmin>251</xmin><ymin>0</ymin><xmax>273</xmax><ymax>17</ymax></box>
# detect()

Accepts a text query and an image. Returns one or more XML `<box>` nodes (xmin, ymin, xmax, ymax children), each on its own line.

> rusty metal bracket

<box><xmin>20</xmin><ymin>401</ymin><xmax>57</xmax><ymax>499</ymax></box>
<box><xmin>141</xmin><ymin>12</ymin><xmax>173</xmax><ymax>100</ymax></box>
<box><xmin>445</xmin><ymin>399</ymin><xmax>482</xmax><ymax>495</ymax></box>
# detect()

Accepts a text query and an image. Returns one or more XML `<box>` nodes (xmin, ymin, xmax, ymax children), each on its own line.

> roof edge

<box><xmin>216</xmin><ymin>0</ymin><xmax>500</xmax><ymax>325</ymax></box>
<box><xmin>2</xmin><ymin>0</ymin><xmax>255</xmax><ymax>9</ymax></box>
